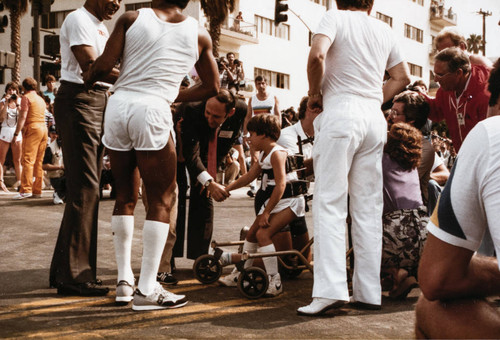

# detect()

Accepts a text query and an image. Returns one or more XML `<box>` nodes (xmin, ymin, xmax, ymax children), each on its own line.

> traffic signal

<box><xmin>274</xmin><ymin>0</ymin><xmax>288</xmax><ymax>26</ymax></box>
<box><xmin>32</xmin><ymin>0</ymin><xmax>54</xmax><ymax>15</ymax></box>
<box><xmin>0</xmin><ymin>15</ymin><xmax>7</xmax><ymax>33</ymax></box>
<box><xmin>44</xmin><ymin>34</ymin><xmax>60</xmax><ymax>57</ymax></box>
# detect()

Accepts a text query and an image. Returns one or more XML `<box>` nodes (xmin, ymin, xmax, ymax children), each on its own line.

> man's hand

<box><xmin>207</xmin><ymin>181</ymin><xmax>230</xmax><ymax>202</ymax></box>
<box><xmin>307</xmin><ymin>96</ymin><xmax>323</xmax><ymax>114</ymax></box>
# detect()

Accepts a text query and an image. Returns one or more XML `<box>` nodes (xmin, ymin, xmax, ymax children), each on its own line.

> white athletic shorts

<box><xmin>0</xmin><ymin>126</ymin><xmax>22</xmax><ymax>143</ymax></box>
<box><xmin>103</xmin><ymin>91</ymin><xmax>173</xmax><ymax>151</ymax></box>
<box><xmin>258</xmin><ymin>196</ymin><xmax>306</xmax><ymax>217</ymax></box>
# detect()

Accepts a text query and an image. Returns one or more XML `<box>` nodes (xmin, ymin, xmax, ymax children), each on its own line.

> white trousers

<box><xmin>312</xmin><ymin>95</ymin><xmax>386</xmax><ymax>305</ymax></box>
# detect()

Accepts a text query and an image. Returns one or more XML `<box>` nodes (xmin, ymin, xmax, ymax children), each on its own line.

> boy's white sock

<box><xmin>259</xmin><ymin>244</ymin><xmax>278</xmax><ymax>276</ymax></box>
<box><xmin>242</xmin><ymin>240</ymin><xmax>258</xmax><ymax>269</ymax></box>
<box><xmin>137</xmin><ymin>220</ymin><xmax>169</xmax><ymax>295</ymax></box>
<box><xmin>111</xmin><ymin>215</ymin><xmax>135</xmax><ymax>285</ymax></box>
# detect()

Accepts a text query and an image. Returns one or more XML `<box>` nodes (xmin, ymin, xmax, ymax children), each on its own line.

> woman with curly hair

<box><xmin>381</xmin><ymin>122</ymin><xmax>429</xmax><ymax>299</ymax></box>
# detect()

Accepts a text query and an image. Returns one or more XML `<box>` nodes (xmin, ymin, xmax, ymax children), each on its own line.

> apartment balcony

<box><xmin>220</xmin><ymin>16</ymin><xmax>258</xmax><ymax>47</ymax></box>
<box><xmin>430</xmin><ymin>6</ymin><xmax>457</xmax><ymax>27</ymax></box>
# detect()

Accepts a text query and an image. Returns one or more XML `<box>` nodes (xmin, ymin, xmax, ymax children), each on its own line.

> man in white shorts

<box><xmin>298</xmin><ymin>0</ymin><xmax>410</xmax><ymax>315</ymax></box>
<box><xmin>84</xmin><ymin>0</ymin><xmax>219</xmax><ymax>310</ymax></box>
<box><xmin>415</xmin><ymin>58</ymin><xmax>500</xmax><ymax>339</ymax></box>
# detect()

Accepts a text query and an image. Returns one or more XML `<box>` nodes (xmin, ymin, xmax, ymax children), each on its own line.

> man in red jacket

<box><xmin>427</xmin><ymin>47</ymin><xmax>490</xmax><ymax>152</ymax></box>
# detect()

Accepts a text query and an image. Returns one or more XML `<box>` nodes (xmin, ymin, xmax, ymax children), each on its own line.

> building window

<box><xmin>375</xmin><ymin>12</ymin><xmax>393</xmax><ymax>27</ymax></box>
<box><xmin>411</xmin><ymin>0</ymin><xmax>424</xmax><ymax>5</ymax></box>
<box><xmin>255</xmin><ymin>15</ymin><xmax>290</xmax><ymax>40</ymax></box>
<box><xmin>254</xmin><ymin>68</ymin><xmax>290</xmax><ymax>89</ymax></box>
<box><xmin>41</xmin><ymin>10</ymin><xmax>72</xmax><ymax>29</ymax></box>
<box><xmin>309</xmin><ymin>0</ymin><xmax>328</xmax><ymax>6</ymax></box>
<box><xmin>408</xmin><ymin>63</ymin><xmax>423</xmax><ymax>77</ymax></box>
<box><xmin>404</xmin><ymin>24</ymin><xmax>423</xmax><ymax>43</ymax></box>
<box><xmin>125</xmin><ymin>2</ymin><xmax>152</xmax><ymax>11</ymax></box>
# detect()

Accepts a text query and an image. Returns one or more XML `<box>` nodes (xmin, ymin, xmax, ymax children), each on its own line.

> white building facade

<box><xmin>0</xmin><ymin>0</ymin><xmax>457</xmax><ymax>108</ymax></box>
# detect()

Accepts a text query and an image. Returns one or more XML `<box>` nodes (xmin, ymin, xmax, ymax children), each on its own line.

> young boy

<box><xmin>218</xmin><ymin>114</ymin><xmax>306</xmax><ymax>296</ymax></box>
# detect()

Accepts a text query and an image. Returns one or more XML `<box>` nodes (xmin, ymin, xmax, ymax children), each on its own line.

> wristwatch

<box><xmin>204</xmin><ymin>179</ymin><xmax>213</xmax><ymax>188</ymax></box>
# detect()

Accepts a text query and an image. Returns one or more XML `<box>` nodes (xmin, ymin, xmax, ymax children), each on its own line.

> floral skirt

<box><xmin>382</xmin><ymin>206</ymin><xmax>429</xmax><ymax>277</ymax></box>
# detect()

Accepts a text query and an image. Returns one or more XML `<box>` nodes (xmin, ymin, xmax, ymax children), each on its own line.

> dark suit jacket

<box><xmin>181</xmin><ymin>99</ymin><xmax>246</xmax><ymax>183</ymax></box>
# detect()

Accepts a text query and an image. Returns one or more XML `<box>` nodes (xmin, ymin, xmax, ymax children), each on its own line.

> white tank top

<box><xmin>251</xmin><ymin>93</ymin><xmax>275</xmax><ymax>116</ymax></box>
<box><xmin>111</xmin><ymin>8</ymin><xmax>199</xmax><ymax>103</ymax></box>
<box><xmin>259</xmin><ymin>145</ymin><xmax>298</xmax><ymax>189</ymax></box>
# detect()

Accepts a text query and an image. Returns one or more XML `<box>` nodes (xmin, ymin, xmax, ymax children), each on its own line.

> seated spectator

<box><xmin>100</xmin><ymin>153</ymin><xmax>115</xmax><ymax>199</ymax></box>
<box><xmin>42</xmin><ymin>125</ymin><xmax>65</xmax><ymax>204</ymax></box>
<box><xmin>216</xmin><ymin>148</ymin><xmax>240</xmax><ymax>185</ymax></box>
<box><xmin>381</xmin><ymin>122</ymin><xmax>429</xmax><ymax>299</ymax></box>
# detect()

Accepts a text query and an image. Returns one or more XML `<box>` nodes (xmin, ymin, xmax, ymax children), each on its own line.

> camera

<box><xmin>234</xmin><ymin>59</ymin><xmax>240</xmax><ymax>66</ymax></box>
<box><xmin>10</xmin><ymin>94</ymin><xmax>17</xmax><ymax>101</ymax></box>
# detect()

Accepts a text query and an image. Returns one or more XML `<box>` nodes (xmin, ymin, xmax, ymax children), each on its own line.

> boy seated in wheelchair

<box><xmin>217</xmin><ymin>114</ymin><xmax>306</xmax><ymax>296</ymax></box>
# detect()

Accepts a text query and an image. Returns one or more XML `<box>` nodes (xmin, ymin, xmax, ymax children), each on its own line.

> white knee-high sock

<box><xmin>259</xmin><ymin>244</ymin><xmax>278</xmax><ymax>276</ymax></box>
<box><xmin>138</xmin><ymin>220</ymin><xmax>169</xmax><ymax>295</ymax></box>
<box><xmin>112</xmin><ymin>215</ymin><xmax>135</xmax><ymax>284</ymax></box>
<box><xmin>242</xmin><ymin>240</ymin><xmax>258</xmax><ymax>269</ymax></box>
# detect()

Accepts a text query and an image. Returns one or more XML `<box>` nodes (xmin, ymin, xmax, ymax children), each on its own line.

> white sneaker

<box><xmin>297</xmin><ymin>297</ymin><xmax>347</xmax><ymax>316</ymax></box>
<box><xmin>132</xmin><ymin>283</ymin><xmax>187</xmax><ymax>311</ymax></box>
<box><xmin>218</xmin><ymin>268</ymin><xmax>240</xmax><ymax>287</ymax></box>
<box><xmin>265</xmin><ymin>273</ymin><xmax>283</xmax><ymax>297</ymax></box>
<box><xmin>12</xmin><ymin>192</ymin><xmax>32</xmax><ymax>200</ymax></box>
<box><xmin>115</xmin><ymin>280</ymin><xmax>134</xmax><ymax>305</ymax></box>
<box><xmin>53</xmin><ymin>192</ymin><xmax>64</xmax><ymax>205</ymax></box>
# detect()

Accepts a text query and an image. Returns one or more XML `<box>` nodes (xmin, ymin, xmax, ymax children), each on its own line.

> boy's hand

<box><xmin>256</xmin><ymin>212</ymin><xmax>270</xmax><ymax>228</ymax></box>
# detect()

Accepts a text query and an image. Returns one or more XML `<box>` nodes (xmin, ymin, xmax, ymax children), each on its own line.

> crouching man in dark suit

<box><xmin>177</xmin><ymin>89</ymin><xmax>246</xmax><ymax>260</ymax></box>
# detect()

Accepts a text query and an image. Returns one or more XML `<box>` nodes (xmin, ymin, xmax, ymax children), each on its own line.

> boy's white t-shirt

<box><xmin>59</xmin><ymin>7</ymin><xmax>109</xmax><ymax>84</ymax></box>
<box><xmin>315</xmin><ymin>9</ymin><xmax>403</xmax><ymax>103</ymax></box>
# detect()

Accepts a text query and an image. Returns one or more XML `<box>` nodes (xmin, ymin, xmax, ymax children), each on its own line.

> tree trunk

<box><xmin>209</xmin><ymin>20</ymin><xmax>221</xmax><ymax>58</ymax></box>
<box><xmin>9</xmin><ymin>8</ymin><xmax>21</xmax><ymax>84</ymax></box>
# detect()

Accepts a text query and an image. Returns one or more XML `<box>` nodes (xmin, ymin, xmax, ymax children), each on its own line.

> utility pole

<box><xmin>477</xmin><ymin>8</ymin><xmax>492</xmax><ymax>56</ymax></box>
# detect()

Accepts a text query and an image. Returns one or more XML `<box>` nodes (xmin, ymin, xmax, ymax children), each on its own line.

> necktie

<box><xmin>207</xmin><ymin>128</ymin><xmax>218</xmax><ymax>178</ymax></box>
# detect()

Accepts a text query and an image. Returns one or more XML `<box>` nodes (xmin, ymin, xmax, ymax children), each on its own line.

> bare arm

<box><xmin>42</xmin><ymin>162</ymin><xmax>64</xmax><ymax>171</ymax></box>
<box><xmin>273</xmin><ymin>96</ymin><xmax>281</xmax><ymax>127</ymax></box>
<box><xmin>430</xmin><ymin>163</ymin><xmax>449</xmax><ymax>186</ymax></box>
<box><xmin>243</xmin><ymin>97</ymin><xmax>253</xmax><ymax>135</ymax></box>
<box><xmin>84</xmin><ymin>12</ymin><xmax>136</xmax><ymax>87</ymax></box>
<box><xmin>225</xmin><ymin>160</ymin><xmax>261</xmax><ymax>192</ymax></box>
<box><xmin>175</xmin><ymin>27</ymin><xmax>219</xmax><ymax>103</ymax></box>
<box><xmin>383</xmin><ymin>61</ymin><xmax>411</xmax><ymax>104</ymax></box>
<box><xmin>13</xmin><ymin>96</ymin><xmax>28</xmax><ymax>139</ymax></box>
<box><xmin>418</xmin><ymin>233</ymin><xmax>500</xmax><ymax>301</ymax></box>
<box><xmin>0</xmin><ymin>99</ymin><xmax>7</xmax><ymax>122</ymax></box>
<box><xmin>307</xmin><ymin>34</ymin><xmax>331</xmax><ymax>113</ymax></box>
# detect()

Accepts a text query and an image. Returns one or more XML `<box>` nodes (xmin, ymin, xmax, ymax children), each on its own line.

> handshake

<box><xmin>204</xmin><ymin>180</ymin><xmax>231</xmax><ymax>202</ymax></box>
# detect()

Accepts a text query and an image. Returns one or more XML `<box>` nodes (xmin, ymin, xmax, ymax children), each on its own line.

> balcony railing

<box><xmin>430</xmin><ymin>5</ymin><xmax>457</xmax><ymax>26</ymax></box>
<box><xmin>222</xmin><ymin>16</ymin><xmax>257</xmax><ymax>39</ymax></box>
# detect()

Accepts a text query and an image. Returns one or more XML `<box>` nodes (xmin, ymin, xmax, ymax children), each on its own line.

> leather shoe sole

<box><xmin>57</xmin><ymin>282</ymin><xmax>109</xmax><ymax>296</ymax></box>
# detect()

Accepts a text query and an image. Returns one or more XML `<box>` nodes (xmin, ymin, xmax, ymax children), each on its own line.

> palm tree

<box><xmin>466</xmin><ymin>34</ymin><xmax>482</xmax><ymax>54</ymax></box>
<box><xmin>199</xmin><ymin>0</ymin><xmax>235</xmax><ymax>58</ymax></box>
<box><xmin>4</xmin><ymin>0</ymin><xmax>29</xmax><ymax>84</ymax></box>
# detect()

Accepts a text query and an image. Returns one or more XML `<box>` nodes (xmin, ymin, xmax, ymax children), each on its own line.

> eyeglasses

<box><xmin>434</xmin><ymin>71</ymin><xmax>452</xmax><ymax>81</ymax></box>
<box><xmin>389</xmin><ymin>109</ymin><xmax>405</xmax><ymax>118</ymax></box>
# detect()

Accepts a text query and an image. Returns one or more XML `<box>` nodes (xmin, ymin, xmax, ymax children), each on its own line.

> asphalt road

<box><xmin>0</xmin><ymin>187</ymin><xmax>420</xmax><ymax>339</ymax></box>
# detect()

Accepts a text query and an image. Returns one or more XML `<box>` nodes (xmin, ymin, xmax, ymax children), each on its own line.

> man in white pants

<box><xmin>298</xmin><ymin>0</ymin><xmax>410</xmax><ymax>316</ymax></box>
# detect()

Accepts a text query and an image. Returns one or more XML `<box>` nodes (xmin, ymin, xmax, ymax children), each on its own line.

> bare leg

<box><xmin>233</xmin><ymin>143</ymin><xmax>247</xmax><ymax>176</ymax></box>
<box><xmin>108</xmin><ymin>150</ymin><xmax>140</xmax><ymax>216</ymax></box>
<box><xmin>0</xmin><ymin>141</ymin><xmax>10</xmax><ymax>192</ymax></box>
<box><xmin>415</xmin><ymin>294</ymin><xmax>500</xmax><ymax>339</ymax></box>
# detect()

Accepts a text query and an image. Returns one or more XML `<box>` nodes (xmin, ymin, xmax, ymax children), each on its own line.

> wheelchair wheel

<box><xmin>193</xmin><ymin>254</ymin><xmax>222</xmax><ymax>284</ymax></box>
<box><xmin>237</xmin><ymin>267</ymin><xmax>269</xmax><ymax>299</ymax></box>
<box><xmin>279</xmin><ymin>255</ymin><xmax>303</xmax><ymax>279</ymax></box>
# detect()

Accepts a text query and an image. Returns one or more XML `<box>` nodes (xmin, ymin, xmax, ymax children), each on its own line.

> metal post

<box><xmin>33</xmin><ymin>4</ymin><xmax>41</xmax><ymax>88</ymax></box>
<box><xmin>477</xmin><ymin>9</ymin><xmax>492</xmax><ymax>56</ymax></box>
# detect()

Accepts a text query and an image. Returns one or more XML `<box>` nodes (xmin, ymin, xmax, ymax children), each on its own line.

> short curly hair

<box><xmin>336</xmin><ymin>0</ymin><xmax>373</xmax><ymax>10</ymax></box>
<box><xmin>384</xmin><ymin>122</ymin><xmax>422</xmax><ymax>171</ymax></box>
<box><xmin>488</xmin><ymin>58</ymin><xmax>500</xmax><ymax>107</ymax></box>
<box><xmin>247</xmin><ymin>114</ymin><xmax>281</xmax><ymax>141</ymax></box>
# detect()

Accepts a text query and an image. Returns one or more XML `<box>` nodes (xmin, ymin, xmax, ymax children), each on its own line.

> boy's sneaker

<box><xmin>12</xmin><ymin>192</ymin><xmax>32</xmax><ymax>200</ymax></box>
<box><xmin>218</xmin><ymin>268</ymin><xmax>240</xmax><ymax>287</ymax></box>
<box><xmin>132</xmin><ymin>283</ymin><xmax>187</xmax><ymax>311</ymax></box>
<box><xmin>265</xmin><ymin>273</ymin><xmax>283</xmax><ymax>297</ymax></box>
<box><xmin>115</xmin><ymin>280</ymin><xmax>134</xmax><ymax>305</ymax></box>
<box><xmin>157</xmin><ymin>272</ymin><xmax>178</xmax><ymax>285</ymax></box>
